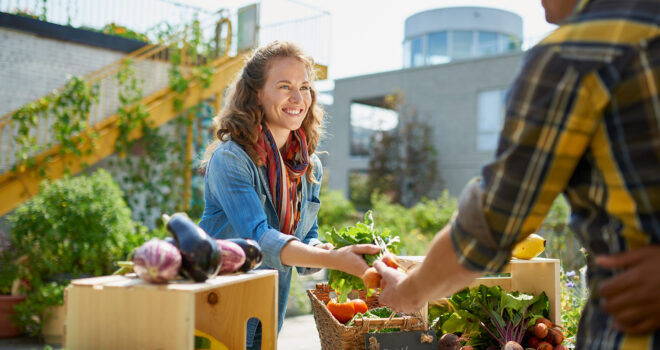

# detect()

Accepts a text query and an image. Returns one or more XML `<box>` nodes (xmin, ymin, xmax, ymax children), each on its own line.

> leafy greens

<box><xmin>325</xmin><ymin>211</ymin><xmax>400</xmax><ymax>302</ymax></box>
<box><xmin>428</xmin><ymin>284</ymin><xmax>549</xmax><ymax>348</ymax></box>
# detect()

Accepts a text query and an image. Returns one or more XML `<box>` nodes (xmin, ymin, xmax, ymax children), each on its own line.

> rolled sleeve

<box><xmin>451</xmin><ymin>178</ymin><xmax>511</xmax><ymax>273</ymax></box>
<box><xmin>259</xmin><ymin>227</ymin><xmax>299</xmax><ymax>271</ymax></box>
<box><xmin>205</xmin><ymin>146</ymin><xmax>297</xmax><ymax>272</ymax></box>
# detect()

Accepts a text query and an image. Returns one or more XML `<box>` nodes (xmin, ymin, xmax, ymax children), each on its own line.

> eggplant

<box><xmin>226</xmin><ymin>238</ymin><xmax>263</xmax><ymax>272</ymax></box>
<box><xmin>164</xmin><ymin>213</ymin><xmax>222</xmax><ymax>282</ymax></box>
<box><xmin>215</xmin><ymin>239</ymin><xmax>246</xmax><ymax>274</ymax></box>
<box><xmin>132</xmin><ymin>238</ymin><xmax>182</xmax><ymax>284</ymax></box>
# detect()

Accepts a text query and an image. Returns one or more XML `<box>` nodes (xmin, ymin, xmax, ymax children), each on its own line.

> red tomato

<box><xmin>326</xmin><ymin>298</ymin><xmax>355</xmax><ymax>324</ymax></box>
<box><xmin>351</xmin><ymin>298</ymin><xmax>368</xmax><ymax>314</ymax></box>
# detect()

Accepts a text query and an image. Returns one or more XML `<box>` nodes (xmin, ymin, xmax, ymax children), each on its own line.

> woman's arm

<box><xmin>281</xmin><ymin>240</ymin><xmax>380</xmax><ymax>278</ymax></box>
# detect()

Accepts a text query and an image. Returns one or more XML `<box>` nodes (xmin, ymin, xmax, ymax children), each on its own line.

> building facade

<box><xmin>322</xmin><ymin>7</ymin><xmax>526</xmax><ymax>200</ymax></box>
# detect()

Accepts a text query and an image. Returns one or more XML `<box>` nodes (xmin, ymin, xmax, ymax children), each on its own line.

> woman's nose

<box><xmin>289</xmin><ymin>90</ymin><xmax>302</xmax><ymax>102</ymax></box>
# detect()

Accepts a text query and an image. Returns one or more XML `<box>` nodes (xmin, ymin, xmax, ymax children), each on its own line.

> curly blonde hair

<box><xmin>202</xmin><ymin>41</ymin><xmax>324</xmax><ymax>182</ymax></box>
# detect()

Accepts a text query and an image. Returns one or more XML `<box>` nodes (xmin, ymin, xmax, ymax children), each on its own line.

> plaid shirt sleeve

<box><xmin>451</xmin><ymin>44</ymin><xmax>610</xmax><ymax>273</ymax></box>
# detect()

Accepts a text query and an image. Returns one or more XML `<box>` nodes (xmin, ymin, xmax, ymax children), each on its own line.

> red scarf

<box><xmin>255</xmin><ymin>125</ymin><xmax>309</xmax><ymax>235</ymax></box>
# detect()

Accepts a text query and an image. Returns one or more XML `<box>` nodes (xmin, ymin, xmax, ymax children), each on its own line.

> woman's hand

<box><xmin>597</xmin><ymin>245</ymin><xmax>660</xmax><ymax>334</ymax></box>
<box><xmin>330</xmin><ymin>244</ymin><xmax>380</xmax><ymax>278</ymax></box>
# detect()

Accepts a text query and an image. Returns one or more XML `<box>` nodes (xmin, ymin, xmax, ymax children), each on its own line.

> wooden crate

<box><xmin>399</xmin><ymin>257</ymin><xmax>561</xmax><ymax>324</ymax></box>
<box><xmin>64</xmin><ymin>270</ymin><xmax>278</xmax><ymax>350</ymax></box>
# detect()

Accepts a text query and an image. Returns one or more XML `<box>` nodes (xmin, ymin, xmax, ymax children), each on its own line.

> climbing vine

<box><xmin>11</xmin><ymin>76</ymin><xmax>99</xmax><ymax>175</ymax></box>
<box><xmin>9</xmin><ymin>15</ymin><xmax>219</xmax><ymax>227</ymax></box>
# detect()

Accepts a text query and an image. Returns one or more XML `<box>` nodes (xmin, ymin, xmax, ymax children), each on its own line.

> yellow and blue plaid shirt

<box><xmin>451</xmin><ymin>0</ymin><xmax>660</xmax><ymax>348</ymax></box>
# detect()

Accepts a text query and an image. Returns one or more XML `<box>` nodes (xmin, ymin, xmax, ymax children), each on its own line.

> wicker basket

<box><xmin>307</xmin><ymin>283</ymin><xmax>428</xmax><ymax>350</ymax></box>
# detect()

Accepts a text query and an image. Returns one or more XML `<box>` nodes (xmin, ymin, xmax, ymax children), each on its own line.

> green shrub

<box><xmin>7</xmin><ymin>169</ymin><xmax>147</xmax><ymax>334</ymax></box>
<box><xmin>317</xmin><ymin>189</ymin><xmax>358</xmax><ymax>241</ymax></box>
<box><xmin>538</xmin><ymin>195</ymin><xmax>587</xmax><ymax>273</ymax></box>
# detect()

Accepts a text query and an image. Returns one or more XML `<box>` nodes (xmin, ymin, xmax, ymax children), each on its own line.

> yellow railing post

<box><xmin>183</xmin><ymin>110</ymin><xmax>194</xmax><ymax>212</ymax></box>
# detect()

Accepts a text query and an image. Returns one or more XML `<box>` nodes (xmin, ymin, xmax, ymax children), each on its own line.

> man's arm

<box><xmin>375</xmin><ymin>225</ymin><xmax>482</xmax><ymax>312</ymax></box>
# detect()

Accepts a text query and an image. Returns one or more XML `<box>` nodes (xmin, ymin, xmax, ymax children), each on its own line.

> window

<box><xmin>451</xmin><ymin>31</ymin><xmax>474</xmax><ymax>59</ymax></box>
<box><xmin>350</xmin><ymin>102</ymin><xmax>399</xmax><ymax>156</ymax></box>
<box><xmin>403</xmin><ymin>40</ymin><xmax>411</xmax><ymax>68</ymax></box>
<box><xmin>410</xmin><ymin>37</ymin><xmax>424</xmax><ymax>67</ymax></box>
<box><xmin>427</xmin><ymin>32</ymin><xmax>449</xmax><ymax>65</ymax></box>
<box><xmin>477</xmin><ymin>89</ymin><xmax>507</xmax><ymax>151</ymax></box>
<box><xmin>477</xmin><ymin>31</ymin><xmax>499</xmax><ymax>56</ymax></box>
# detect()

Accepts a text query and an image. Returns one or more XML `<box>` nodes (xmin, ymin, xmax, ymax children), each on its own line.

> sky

<box><xmin>305</xmin><ymin>0</ymin><xmax>556</xmax><ymax>81</ymax></box>
<box><xmin>181</xmin><ymin>0</ymin><xmax>558</xmax><ymax>88</ymax></box>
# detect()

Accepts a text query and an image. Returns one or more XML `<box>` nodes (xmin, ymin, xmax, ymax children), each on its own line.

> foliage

<box><xmin>325</xmin><ymin>211</ymin><xmax>400</xmax><ymax>302</ymax></box>
<box><xmin>317</xmin><ymin>188</ymin><xmax>358</xmax><ymax>241</ymax></box>
<box><xmin>560</xmin><ymin>267</ymin><xmax>588</xmax><ymax>347</ymax></box>
<box><xmin>6</xmin><ymin>169</ymin><xmax>147</xmax><ymax>334</ymax></box>
<box><xmin>10</xmin><ymin>0</ymin><xmax>47</xmax><ymax>21</ymax></box>
<box><xmin>367</xmin><ymin>91</ymin><xmax>440</xmax><ymax>207</ymax></box>
<box><xmin>0</xmin><ymin>235</ymin><xmax>18</xmax><ymax>295</ymax></box>
<box><xmin>11</xmin><ymin>76</ymin><xmax>99</xmax><ymax>175</ymax></box>
<box><xmin>429</xmin><ymin>285</ymin><xmax>549</xmax><ymax>348</ymax></box>
<box><xmin>370</xmin><ymin>190</ymin><xmax>456</xmax><ymax>256</ymax></box>
<box><xmin>286</xmin><ymin>269</ymin><xmax>312</xmax><ymax>317</ymax></box>
<box><xmin>348</xmin><ymin>172</ymin><xmax>371</xmax><ymax>210</ymax></box>
<box><xmin>537</xmin><ymin>195</ymin><xmax>587</xmax><ymax>273</ymax></box>
<box><xmin>101</xmin><ymin>23</ymin><xmax>150</xmax><ymax>42</ymax></box>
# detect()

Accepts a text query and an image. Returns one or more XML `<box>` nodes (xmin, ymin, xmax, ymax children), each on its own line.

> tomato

<box><xmin>381</xmin><ymin>253</ymin><xmax>399</xmax><ymax>269</ymax></box>
<box><xmin>326</xmin><ymin>298</ymin><xmax>355</xmax><ymax>323</ymax></box>
<box><xmin>362</xmin><ymin>267</ymin><xmax>381</xmax><ymax>289</ymax></box>
<box><xmin>351</xmin><ymin>298</ymin><xmax>368</xmax><ymax>314</ymax></box>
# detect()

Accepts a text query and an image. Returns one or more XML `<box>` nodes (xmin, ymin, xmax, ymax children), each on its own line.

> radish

<box><xmin>133</xmin><ymin>238</ymin><xmax>182</xmax><ymax>283</ymax></box>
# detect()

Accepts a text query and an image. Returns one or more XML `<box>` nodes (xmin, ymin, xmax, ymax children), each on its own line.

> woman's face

<box><xmin>258</xmin><ymin>56</ymin><xmax>312</xmax><ymax>146</ymax></box>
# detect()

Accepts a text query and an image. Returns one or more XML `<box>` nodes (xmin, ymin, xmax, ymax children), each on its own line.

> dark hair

<box><xmin>202</xmin><ymin>41</ymin><xmax>324</xmax><ymax>182</ymax></box>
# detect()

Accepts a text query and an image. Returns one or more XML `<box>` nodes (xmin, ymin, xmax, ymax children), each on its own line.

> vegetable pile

<box><xmin>325</xmin><ymin>211</ymin><xmax>400</xmax><ymax>301</ymax></box>
<box><xmin>118</xmin><ymin>212</ymin><xmax>263</xmax><ymax>284</ymax></box>
<box><xmin>430</xmin><ymin>284</ymin><xmax>567</xmax><ymax>350</ymax></box>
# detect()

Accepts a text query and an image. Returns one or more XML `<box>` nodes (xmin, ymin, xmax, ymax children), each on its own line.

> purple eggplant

<box><xmin>216</xmin><ymin>239</ymin><xmax>247</xmax><ymax>274</ymax></box>
<box><xmin>132</xmin><ymin>238</ymin><xmax>182</xmax><ymax>284</ymax></box>
<box><xmin>164</xmin><ymin>212</ymin><xmax>222</xmax><ymax>282</ymax></box>
<box><xmin>226</xmin><ymin>238</ymin><xmax>263</xmax><ymax>272</ymax></box>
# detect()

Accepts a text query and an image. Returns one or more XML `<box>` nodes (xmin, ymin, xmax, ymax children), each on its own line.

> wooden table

<box><xmin>64</xmin><ymin>270</ymin><xmax>278</xmax><ymax>349</ymax></box>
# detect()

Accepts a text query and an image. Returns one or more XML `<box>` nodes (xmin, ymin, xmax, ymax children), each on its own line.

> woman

<box><xmin>199</xmin><ymin>41</ymin><xmax>379</xmax><ymax>349</ymax></box>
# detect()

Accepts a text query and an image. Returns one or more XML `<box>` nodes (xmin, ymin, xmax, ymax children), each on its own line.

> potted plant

<box><xmin>6</xmin><ymin>169</ymin><xmax>148</xmax><ymax>343</ymax></box>
<box><xmin>0</xmin><ymin>234</ymin><xmax>27</xmax><ymax>338</ymax></box>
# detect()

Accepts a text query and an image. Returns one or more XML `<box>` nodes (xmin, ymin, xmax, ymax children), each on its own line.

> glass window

<box><xmin>477</xmin><ymin>89</ymin><xmax>507</xmax><ymax>151</ymax></box>
<box><xmin>410</xmin><ymin>37</ymin><xmax>424</xmax><ymax>67</ymax></box>
<box><xmin>403</xmin><ymin>40</ymin><xmax>411</xmax><ymax>68</ymax></box>
<box><xmin>427</xmin><ymin>32</ymin><xmax>449</xmax><ymax>65</ymax></box>
<box><xmin>451</xmin><ymin>30</ymin><xmax>474</xmax><ymax>59</ymax></box>
<box><xmin>477</xmin><ymin>31</ymin><xmax>499</xmax><ymax>56</ymax></box>
<box><xmin>350</xmin><ymin>102</ymin><xmax>399</xmax><ymax>156</ymax></box>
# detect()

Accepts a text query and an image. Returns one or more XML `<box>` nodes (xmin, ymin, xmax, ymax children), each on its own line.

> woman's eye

<box><xmin>301</xmin><ymin>86</ymin><xmax>310</xmax><ymax>91</ymax></box>
<box><xmin>279</xmin><ymin>85</ymin><xmax>290</xmax><ymax>90</ymax></box>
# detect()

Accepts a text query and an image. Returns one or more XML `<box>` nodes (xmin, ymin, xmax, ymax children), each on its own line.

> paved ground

<box><xmin>0</xmin><ymin>313</ymin><xmax>321</xmax><ymax>349</ymax></box>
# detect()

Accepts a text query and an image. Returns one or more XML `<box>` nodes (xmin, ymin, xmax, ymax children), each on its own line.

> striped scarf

<box><xmin>255</xmin><ymin>125</ymin><xmax>309</xmax><ymax>235</ymax></box>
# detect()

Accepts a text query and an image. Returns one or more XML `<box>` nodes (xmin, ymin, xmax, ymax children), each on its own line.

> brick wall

<box><xmin>0</xmin><ymin>27</ymin><xmax>125</xmax><ymax>116</ymax></box>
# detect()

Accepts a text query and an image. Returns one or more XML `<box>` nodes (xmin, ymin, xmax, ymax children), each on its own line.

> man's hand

<box><xmin>596</xmin><ymin>245</ymin><xmax>660</xmax><ymax>334</ymax></box>
<box><xmin>373</xmin><ymin>260</ymin><xmax>424</xmax><ymax>313</ymax></box>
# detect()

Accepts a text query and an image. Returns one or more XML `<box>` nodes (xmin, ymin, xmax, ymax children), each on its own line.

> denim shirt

<box><xmin>199</xmin><ymin>139</ymin><xmax>323</xmax><ymax>346</ymax></box>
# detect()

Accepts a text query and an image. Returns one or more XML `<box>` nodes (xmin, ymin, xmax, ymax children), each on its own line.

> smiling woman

<box><xmin>198</xmin><ymin>41</ymin><xmax>380</xmax><ymax>349</ymax></box>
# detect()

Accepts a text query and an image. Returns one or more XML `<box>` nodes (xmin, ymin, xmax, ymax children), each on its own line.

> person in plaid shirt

<box><xmin>375</xmin><ymin>0</ymin><xmax>660</xmax><ymax>348</ymax></box>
